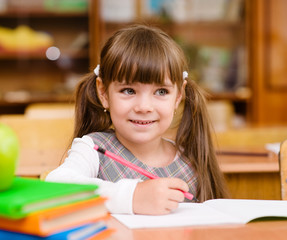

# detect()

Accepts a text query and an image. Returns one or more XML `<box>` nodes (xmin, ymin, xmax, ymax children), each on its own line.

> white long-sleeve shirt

<box><xmin>45</xmin><ymin>135</ymin><xmax>141</xmax><ymax>214</ymax></box>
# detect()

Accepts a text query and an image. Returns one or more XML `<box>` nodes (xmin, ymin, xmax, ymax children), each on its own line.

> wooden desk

<box><xmin>217</xmin><ymin>148</ymin><xmax>280</xmax><ymax>200</ymax></box>
<box><xmin>217</xmin><ymin>147</ymin><xmax>278</xmax><ymax>173</ymax></box>
<box><xmin>107</xmin><ymin>217</ymin><xmax>287</xmax><ymax>240</ymax></box>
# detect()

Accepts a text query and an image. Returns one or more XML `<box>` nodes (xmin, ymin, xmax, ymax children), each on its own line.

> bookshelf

<box><xmin>0</xmin><ymin>0</ymin><xmax>90</xmax><ymax>114</ymax></box>
<box><xmin>2</xmin><ymin>0</ymin><xmax>286</xmax><ymax>125</ymax></box>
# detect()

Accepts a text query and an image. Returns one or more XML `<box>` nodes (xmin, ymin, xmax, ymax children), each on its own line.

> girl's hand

<box><xmin>132</xmin><ymin>178</ymin><xmax>189</xmax><ymax>215</ymax></box>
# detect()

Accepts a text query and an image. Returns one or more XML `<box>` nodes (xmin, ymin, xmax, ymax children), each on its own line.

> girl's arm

<box><xmin>45</xmin><ymin>136</ymin><xmax>140</xmax><ymax>214</ymax></box>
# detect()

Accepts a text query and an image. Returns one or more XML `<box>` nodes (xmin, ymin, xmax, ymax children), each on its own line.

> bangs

<box><xmin>101</xmin><ymin>25</ymin><xmax>185</xmax><ymax>87</ymax></box>
<box><xmin>116</xmin><ymin>50</ymin><xmax>170</xmax><ymax>85</ymax></box>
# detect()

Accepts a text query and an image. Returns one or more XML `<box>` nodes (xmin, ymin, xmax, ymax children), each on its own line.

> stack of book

<box><xmin>0</xmin><ymin>177</ymin><xmax>113</xmax><ymax>239</ymax></box>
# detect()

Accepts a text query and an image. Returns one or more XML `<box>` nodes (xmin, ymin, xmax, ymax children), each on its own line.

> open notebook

<box><xmin>112</xmin><ymin>199</ymin><xmax>287</xmax><ymax>229</ymax></box>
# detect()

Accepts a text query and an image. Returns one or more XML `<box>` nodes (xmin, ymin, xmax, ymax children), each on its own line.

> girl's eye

<box><xmin>121</xmin><ymin>88</ymin><xmax>135</xmax><ymax>95</ymax></box>
<box><xmin>155</xmin><ymin>88</ymin><xmax>168</xmax><ymax>96</ymax></box>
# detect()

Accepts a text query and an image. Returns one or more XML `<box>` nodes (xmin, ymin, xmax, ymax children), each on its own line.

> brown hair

<box><xmin>74</xmin><ymin>24</ymin><xmax>229</xmax><ymax>201</ymax></box>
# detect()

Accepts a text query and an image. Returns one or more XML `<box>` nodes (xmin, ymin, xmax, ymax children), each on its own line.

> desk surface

<box><xmin>107</xmin><ymin>217</ymin><xmax>287</xmax><ymax>240</ymax></box>
<box><xmin>217</xmin><ymin>147</ymin><xmax>278</xmax><ymax>173</ymax></box>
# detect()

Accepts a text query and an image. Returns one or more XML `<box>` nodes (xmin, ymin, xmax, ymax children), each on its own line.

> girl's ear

<box><xmin>96</xmin><ymin>77</ymin><xmax>109</xmax><ymax>109</ymax></box>
<box><xmin>175</xmin><ymin>80</ymin><xmax>187</xmax><ymax>109</ymax></box>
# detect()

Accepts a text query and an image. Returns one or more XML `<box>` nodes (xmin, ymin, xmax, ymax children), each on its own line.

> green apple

<box><xmin>0</xmin><ymin>123</ymin><xmax>19</xmax><ymax>191</ymax></box>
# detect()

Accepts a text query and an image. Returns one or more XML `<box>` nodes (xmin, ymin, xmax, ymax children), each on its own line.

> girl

<box><xmin>46</xmin><ymin>25</ymin><xmax>229</xmax><ymax>215</ymax></box>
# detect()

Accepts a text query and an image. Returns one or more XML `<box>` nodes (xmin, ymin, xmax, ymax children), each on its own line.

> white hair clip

<box><xmin>94</xmin><ymin>64</ymin><xmax>100</xmax><ymax>76</ymax></box>
<box><xmin>183</xmin><ymin>71</ymin><xmax>188</xmax><ymax>79</ymax></box>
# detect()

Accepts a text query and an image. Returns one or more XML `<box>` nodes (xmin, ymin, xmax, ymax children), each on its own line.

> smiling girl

<box><xmin>46</xmin><ymin>25</ymin><xmax>229</xmax><ymax>215</ymax></box>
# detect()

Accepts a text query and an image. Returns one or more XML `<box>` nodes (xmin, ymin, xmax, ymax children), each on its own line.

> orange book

<box><xmin>0</xmin><ymin>222</ymin><xmax>114</xmax><ymax>240</ymax></box>
<box><xmin>0</xmin><ymin>197</ymin><xmax>109</xmax><ymax>237</ymax></box>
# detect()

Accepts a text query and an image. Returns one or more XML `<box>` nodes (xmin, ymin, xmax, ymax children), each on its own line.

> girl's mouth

<box><xmin>130</xmin><ymin>120</ymin><xmax>155</xmax><ymax>125</ymax></box>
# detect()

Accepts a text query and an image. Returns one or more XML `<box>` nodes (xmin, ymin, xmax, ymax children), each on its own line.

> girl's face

<box><xmin>97</xmin><ymin>78</ymin><xmax>185</xmax><ymax>146</ymax></box>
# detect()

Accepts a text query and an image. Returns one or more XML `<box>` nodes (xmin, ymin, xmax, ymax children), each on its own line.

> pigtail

<box><xmin>73</xmin><ymin>73</ymin><xmax>112</xmax><ymax>138</ymax></box>
<box><xmin>176</xmin><ymin>79</ymin><xmax>229</xmax><ymax>202</ymax></box>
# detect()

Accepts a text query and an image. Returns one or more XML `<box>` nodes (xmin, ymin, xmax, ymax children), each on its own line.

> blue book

<box><xmin>0</xmin><ymin>221</ymin><xmax>107</xmax><ymax>240</ymax></box>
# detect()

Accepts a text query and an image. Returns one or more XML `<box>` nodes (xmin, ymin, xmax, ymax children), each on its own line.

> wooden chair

<box><xmin>0</xmin><ymin>115</ymin><xmax>74</xmax><ymax>178</ymax></box>
<box><xmin>279</xmin><ymin>140</ymin><xmax>287</xmax><ymax>200</ymax></box>
<box><xmin>25</xmin><ymin>103</ymin><xmax>75</xmax><ymax>119</ymax></box>
<box><xmin>214</xmin><ymin>126</ymin><xmax>287</xmax><ymax>148</ymax></box>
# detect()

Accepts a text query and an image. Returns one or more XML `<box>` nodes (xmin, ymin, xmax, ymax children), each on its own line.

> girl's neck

<box><xmin>119</xmin><ymin>137</ymin><xmax>177</xmax><ymax>168</ymax></box>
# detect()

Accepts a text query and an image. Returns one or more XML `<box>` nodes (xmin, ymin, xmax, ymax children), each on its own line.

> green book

<box><xmin>0</xmin><ymin>177</ymin><xmax>99</xmax><ymax>219</ymax></box>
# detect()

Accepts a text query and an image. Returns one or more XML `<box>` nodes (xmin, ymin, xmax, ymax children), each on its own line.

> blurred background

<box><xmin>0</xmin><ymin>0</ymin><xmax>286</xmax><ymax>132</ymax></box>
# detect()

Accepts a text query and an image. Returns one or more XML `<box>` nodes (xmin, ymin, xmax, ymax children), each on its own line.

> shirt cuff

<box><xmin>98</xmin><ymin>178</ymin><xmax>141</xmax><ymax>214</ymax></box>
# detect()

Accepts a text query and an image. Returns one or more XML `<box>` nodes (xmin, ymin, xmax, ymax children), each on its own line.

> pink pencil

<box><xmin>94</xmin><ymin>144</ymin><xmax>196</xmax><ymax>201</ymax></box>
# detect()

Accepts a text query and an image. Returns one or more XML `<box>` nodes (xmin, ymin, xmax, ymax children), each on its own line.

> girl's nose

<box><xmin>133</xmin><ymin>94</ymin><xmax>154</xmax><ymax>113</ymax></box>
